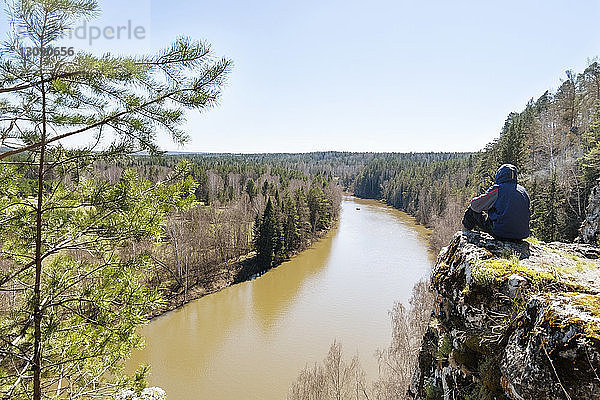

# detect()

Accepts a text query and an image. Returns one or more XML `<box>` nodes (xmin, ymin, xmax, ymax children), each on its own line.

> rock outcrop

<box><xmin>409</xmin><ymin>231</ymin><xmax>600</xmax><ymax>400</ymax></box>
<box><xmin>580</xmin><ymin>183</ymin><xmax>600</xmax><ymax>245</ymax></box>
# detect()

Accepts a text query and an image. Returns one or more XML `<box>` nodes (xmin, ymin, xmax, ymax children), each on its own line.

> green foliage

<box><xmin>475</xmin><ymin>62</ymin><xmax>600</xmax><ymax>243</ymax></box>
<box><xmin>255</xmin><ymin>198</ymin><xmax>278</xmax><ymax>267</ymax></box>
<box><xmin>0</xmin><ymin>164</ymin><xmax>195</xmax><ymax>398</ymax></box>
<box><xmin>246</xmin><ymin>178</ymin><xmax>258</xmax><ymax>200</ymax></box>
<box><xmin>254</xmin><ymin>176</ymin><xmax>340</xmax><ymax>269</ymax></box>
<box><xmin>133</xmin><ymin>365</ymin><xmax>151</xmax><ymax>395</ymax></box>
<box><xmin>436</xmin><ymin>334</ymin><xmax>452</xmax><ymax>360</ymax></box>
<box><xmin>0</xmin><ymin>0</ymin><xmax>229</xmax><ymax>398</ymax></box>
<box><xmin>531</xmin><ymin>173</ymin><xmax>560</xmax><ymax>241</ymax></box>
<box><xmin>424</xmin><ymin>381</ymin><xmax>442</xmax><ymax>400</ymax></box>
<box><xmin>582</xmin><ymin>141</ymin><xmax>600</xmax><ymax>182</ymax></box>
<box><xmin>498</xmin><ymin>108</ymin><xmax>533</xmax><ymax>169</ymax></box>
<box><xmin>477</xmin><ymin>356</ymin><xmax>503</xmax><ymax>400</ymax></box>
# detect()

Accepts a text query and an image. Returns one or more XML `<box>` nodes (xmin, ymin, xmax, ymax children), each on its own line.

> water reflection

<box><xmin>133</xmin><ymin>281</ymin><xmax>252</xmax><ymax>381</ymax></box>
<box><xmin>251</xmin><ymin>232</ymin><xmax>336</xmax><ymax>332</ymax></box>
<box><xmin>127</xmin><ymin>197</ymin><xmax>433</xmax><ymax>400</ymax></box>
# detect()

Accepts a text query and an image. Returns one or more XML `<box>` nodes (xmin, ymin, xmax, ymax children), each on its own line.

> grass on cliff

<box><xmin>471</xmin><ymin>255</ymin><xmax>556</xmax><ymax>287</ymax></box>
<box><xmin>471</xmin><ymin>254</ymin><xmax>600</xmax><ymax>340</ymax></box>
<box><xmin>470</xmin><ymin>254</ymin><xmax>591</xmax><ymax>292</ymax></box>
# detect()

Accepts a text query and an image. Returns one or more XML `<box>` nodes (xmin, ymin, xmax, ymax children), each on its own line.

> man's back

<box><xmin>489</xmin><ymin>178</ymin><xmax>530</xmax><ymax>240</ymax></box>
<box><xmin>465</xmin><ymin>164</ymin><xmax>531</xmax><ymax>240</ymax></box>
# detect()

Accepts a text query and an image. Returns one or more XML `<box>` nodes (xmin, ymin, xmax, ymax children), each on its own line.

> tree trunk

<box><xmin>33</xmin><ymin>38</ymin><xmax>48</xmax><ymax>400</ymax></box>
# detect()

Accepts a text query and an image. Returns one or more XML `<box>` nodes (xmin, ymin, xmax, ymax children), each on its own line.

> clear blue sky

<box><xmin>4</xmin><ymin>0</ymin><xmax>600</xmax><ymax>153</ymax></box>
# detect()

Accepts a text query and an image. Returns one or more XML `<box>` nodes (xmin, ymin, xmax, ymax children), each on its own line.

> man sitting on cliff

<box><xmin>462</xmin><ymin>164</ymin><xmax>530</xmax><ymax>240</ymax></box>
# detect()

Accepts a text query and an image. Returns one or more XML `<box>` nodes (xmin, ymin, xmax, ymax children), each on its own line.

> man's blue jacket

<box><xmin>469</xmin><ymin>164</ymin><xmax>531</xmax><ymax>240</ymax></box>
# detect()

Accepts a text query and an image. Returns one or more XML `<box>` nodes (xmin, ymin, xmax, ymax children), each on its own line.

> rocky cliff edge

<box><xmin>410</xmin><ymin>231</ymin><xmax>600</xmax><ymax>400</ymax></box>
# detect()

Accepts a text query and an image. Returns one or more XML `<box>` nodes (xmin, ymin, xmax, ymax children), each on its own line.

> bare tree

<box><xmin>372</xmin><ymin>281</ymin><xmax>433</xmax><ymax>400</ymax></box>
<box><xmin>289</xmin><ymin>341</ymin><xmax>368</xmax><ymax>400</ymax></box>
<box><xmin>289</xmin><ymin>282</ymin><xmax>433</xmax><ymax>400</ymax></box>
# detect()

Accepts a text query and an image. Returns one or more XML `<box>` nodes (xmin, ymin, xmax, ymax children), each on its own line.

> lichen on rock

<box><xmin>409</xmin><ymin>231</ymin><xmax>600</xmax><ymax>400</ymax></box>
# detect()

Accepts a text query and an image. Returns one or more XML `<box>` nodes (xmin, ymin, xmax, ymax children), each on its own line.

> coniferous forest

<box><xmin>2</xmin><ymin>1</ymin><xmax>600</xmax><ymax>399</ymax></box>
<box><xmin>351</xmin><ymin>62</ymin><xmax>600</xmax><ymax>249</ymax></box>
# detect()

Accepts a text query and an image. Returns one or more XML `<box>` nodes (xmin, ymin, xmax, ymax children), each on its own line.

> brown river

<box><xmin>126</xmin><ymin>196</ymin><xmax>433</xmax><ymax>399</ymax></box>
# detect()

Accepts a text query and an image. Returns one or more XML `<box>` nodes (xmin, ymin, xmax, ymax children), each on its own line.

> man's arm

<box><xmin>470</xmin><ymin>185</ymin><xmax>498</xmax><ymax>212</ymax></box>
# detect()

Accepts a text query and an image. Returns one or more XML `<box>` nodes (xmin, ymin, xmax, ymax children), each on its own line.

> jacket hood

<box><xmin>495</xmin><ymin>164</ymin><xmax>518</xmax><ymax>184</ymax></box>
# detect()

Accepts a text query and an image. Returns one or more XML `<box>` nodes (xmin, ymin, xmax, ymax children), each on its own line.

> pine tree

<box><xmin>282</xmin><ymin>194</ymin><xmax>301</xmax><ymax>251</ymax></box>
<box><xmin>534</xmin><ymin>173</ymin><xmax>559</xmax><ymax>242</ymax></box>
<box><xmin>256</xmin><ymin>198</ymin><xmax>277</xmax><ymax>268</ymax></box>
<box><xmin>295</xmin><ymin>187</ymin><xmax>312</xmax><ymax>242</ymax></box>
<box><xmin>246</xmin><ymin>178</ymin><xmax>258</xmax><ymax>200</ymax></box>
<box><xmin>0</xmin><ymin>0</ymin><xmax>230</xmax><ymax>398</ymax></box>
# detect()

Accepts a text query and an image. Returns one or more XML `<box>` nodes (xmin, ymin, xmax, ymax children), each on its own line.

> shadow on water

<box><xmin>126</xmin><ymin>280</ymin><xmax>252</xmax><ymax>384</ymax></box>
<box><xmin>126</xmin><ymin>228</ymin><xmax>339</xmax><ymax>396</ymax></box>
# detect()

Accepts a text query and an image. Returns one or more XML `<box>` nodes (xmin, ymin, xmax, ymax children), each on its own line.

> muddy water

<box><xmin>126</xmin><ymin>196</ymin><xmax>433</xmax><ymax>399</ymax></box>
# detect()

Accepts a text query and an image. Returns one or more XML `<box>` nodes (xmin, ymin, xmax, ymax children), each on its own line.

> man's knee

<box><xmin>462</xmin><ymin>208</ymin><xmax>476</xmax><ymax>230</ymax></box>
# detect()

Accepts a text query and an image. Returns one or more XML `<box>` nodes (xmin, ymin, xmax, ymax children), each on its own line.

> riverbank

<box><xmin>150</xmin><ymin>196</ymin><xmax>431</xmax><ymax>320</ymax></box>
<box><xmin>127</xmin><ymin>196</ymin><xmax>434</xmax><ymax>400</ymax></box>
<box><xmin>149</xmin><ymin>195</ymin><xmax>432</xmax><ymax>320</ymax></box>
<box><xmin>148</xmin><ymin>224</ymin><xmax>338</xmax><ymax>319</ymax></box>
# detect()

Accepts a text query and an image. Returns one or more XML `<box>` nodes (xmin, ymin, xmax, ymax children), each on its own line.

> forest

<box><xmin>350</xmin><ymin>62</ymin><xmax>600</xmax><ymax>248</ymax></box>
<box><xmin>100</xmin><ymin>153</ymin><xmax>344</xmax><ymax>304</ymax></box>
<box><xmin>285</xmin><ymin>62</ymin><xmax>600</xmax><ymax>400</ymax></box>
<box><xmin>352</xmin><ymin>153</ymin><xmax>476</xmax><ymax>250</ymax></box>
<box><xmin>3</xmin><ymin>134</ymin><xmax>599</xmax><ymax>398</ymax></box>
<box><xmin>0</xmin><ymin>152</ymin><xmax>343</xmax><ymax>398</ymax></box>
<box><xmin>0</xmin><ymin>1</ymin><xmax>335</xmax><ymax>398</ymax></box>
<box><xmin>3</xmin><ymin>0</ymin><xmax>600</xmax><ymax>399</ymax></box>
<box><xmin>477</xmin><ymin>62</ymin><xmax>600</xmax><ymax>243</ymax></box>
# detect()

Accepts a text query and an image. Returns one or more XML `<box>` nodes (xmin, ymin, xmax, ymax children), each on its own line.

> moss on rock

<box><xmin>410</xmin><ymin>231</ymin><xmax>600</xmax><ymax>400</ymax></box>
